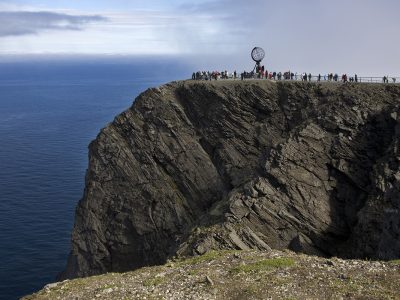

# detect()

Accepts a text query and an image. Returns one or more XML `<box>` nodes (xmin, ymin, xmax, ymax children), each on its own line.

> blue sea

<box><xmin>0</xmin><ymin>57</ymin><xmax>190</xmax><ymax>300</ymax></box>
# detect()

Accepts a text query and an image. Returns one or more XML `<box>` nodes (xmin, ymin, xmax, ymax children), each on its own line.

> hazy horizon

<box><xmin>0</xmin><ymin>54</ymin><xmax>398</xmax><ymax>78</ymax></box>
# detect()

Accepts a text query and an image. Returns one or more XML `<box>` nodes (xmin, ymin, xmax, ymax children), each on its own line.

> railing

<box><xmin>287</xmin><ymin>75</ymin><xmax>399</xmax><ymax>83</ymax></box>
<box><xmin>245</xmin><ymin>75</ymin><xmax>400</xmax><ymax>83</ymax></box>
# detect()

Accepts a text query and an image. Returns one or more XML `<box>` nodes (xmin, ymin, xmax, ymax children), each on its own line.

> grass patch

<box><xmin>231</xmin><ymin>257</ymin><xmax>295</xmax><ymax>274</ymax></box>
<box><xmin>177</xmin><ymin>250</ymin><xmax>237</xmax><ymax>266</ymax></box>
<box><xmin>143</xmin><ymin>277</ymin><xmax>165</xmax><ymax>287</ymax></box>
<box><xmin>101</xmin><ymin>283</ymin><xmax>116</xmax><ymax>290</ymax></box>
<box><xmin>389</xmin><ymin>259</ymin><xmax>400</xmax><ymax>265</ymax></box>
<box><xmin>188</xmin><ymin>269</ymin><xmax>199</xmax><ymax>276</ymax></box>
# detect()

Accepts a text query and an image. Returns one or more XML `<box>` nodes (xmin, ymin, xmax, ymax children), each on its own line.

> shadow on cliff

<box><xmin>273</xmin><ymin>82</ymin><xmax>400</xmax><ymax>260</ymax></box>
<box><xmin>312</xmin><ymin>94</ymin><xmax>398</xmax><ymax>259</ymax></box>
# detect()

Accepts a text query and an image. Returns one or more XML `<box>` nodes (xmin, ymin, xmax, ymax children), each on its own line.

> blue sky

<box><xmin>0</xmin><ymin>0</ymin><xmax>399</xmax><ymax>74</ymax></box>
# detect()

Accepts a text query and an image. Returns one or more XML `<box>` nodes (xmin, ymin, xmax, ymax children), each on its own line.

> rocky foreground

<box><xmin>59</xmin><ymin>80</ymin><xmax>400</xmax><ymax>280</ymax></box>
<box><xmin>26</xmin><ymin>249</ymin><xmax>400</xmax><ymax>299</ymax></box>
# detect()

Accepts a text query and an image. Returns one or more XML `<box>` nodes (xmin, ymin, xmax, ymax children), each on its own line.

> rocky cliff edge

<box><xmin>59</xmin><ymin>80</ymin><xmax>400</xmax><ymax>280</ymax></box>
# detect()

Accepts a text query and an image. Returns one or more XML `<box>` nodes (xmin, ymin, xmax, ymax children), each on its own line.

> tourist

<box><xmin>334</xmin><ymin>74</ymin><xmax>338</xmax><ymax>81</ymax></box>
<box><xmin>283</xmin><ymin>72</ymin><xmax>289</xmax><ymax>80</ymax></box>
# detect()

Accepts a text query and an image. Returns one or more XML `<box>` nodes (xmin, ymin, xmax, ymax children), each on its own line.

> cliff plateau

<box><xmin>60</xmin><ymin>80</ymin><xmax>400</xmax><ymax>280</ymax></box>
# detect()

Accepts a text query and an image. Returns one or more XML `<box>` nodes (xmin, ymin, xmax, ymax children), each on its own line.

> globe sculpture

<box><xmin>251</xmin><ymin>47</ymin><xmax>265</xmax><ymax>75</ymax></box>
<box><xmin>251</xmin><ymin>47</ymin><xmax>265</xmax><ymax>63</ymax></box>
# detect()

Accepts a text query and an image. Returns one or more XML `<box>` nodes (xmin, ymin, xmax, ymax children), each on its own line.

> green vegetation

<box><xmin>101</xmin><ymin>284</ymin><xmax>117</xmax><ymax>290</ymax></box>
<box><xmin>143</xmin><ymin>276</ymin><xmax>165</xmax><ymax>287</ymax></box>
<box><xmin>231</xmin><ymin>257</ymin><xmax>295</xmax><ymax>274</ymax></box>
<box><xmin>188</xmin><ymin>269</ymin><xmax>199</xmax><ymax>276</ymax></box>
<box><xmin>177</xmin><ymin>250</ymin><xmax>238</xmax><ymax>266</ymax></box>
<box><xmin>389</xmin><ymin>259</ymin><xmax>400</xmax><ymax>265</ymax></box>
<box><xmin>328</xmin><ymin>277</ymin><xmax>394</xmax><ymax>299</ymax></box>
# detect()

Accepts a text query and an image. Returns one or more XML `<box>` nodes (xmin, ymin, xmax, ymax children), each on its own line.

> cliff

<box><xmin>59</xmin><ymin>80</ymin><xmax>400</xmax><ymax>280</ymax></box>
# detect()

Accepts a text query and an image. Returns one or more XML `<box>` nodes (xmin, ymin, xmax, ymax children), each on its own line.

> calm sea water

<box><xmin>0</xmin><ymin>57</ymin><xmax>189</xmax><ymax>300</ymax></box>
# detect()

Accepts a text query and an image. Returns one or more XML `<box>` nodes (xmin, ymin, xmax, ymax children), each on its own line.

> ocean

<box><xmin>0</xmin><ymin>57</ymin><xmax>190</xmax><ymax>300</ymax></box>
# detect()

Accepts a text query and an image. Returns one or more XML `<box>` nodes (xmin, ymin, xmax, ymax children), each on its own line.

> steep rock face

<box><xmin>60</xmin><ymin>81</ymin><xmax>400</xmax><ymax>279</ymax></box>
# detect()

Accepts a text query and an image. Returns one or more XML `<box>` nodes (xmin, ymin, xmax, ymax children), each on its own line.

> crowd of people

<box><xmin>192</xmin><ymin>68</ymin><xmax>397</xmax><ymax>83</ymax></box>
<box><xmin>192</xmin><ymin>71</ymin><xmax>238</xmax><ymax>80</ymax></box>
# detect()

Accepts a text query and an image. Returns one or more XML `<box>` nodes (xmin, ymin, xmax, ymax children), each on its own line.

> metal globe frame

<box><xmin>251</xmin><ymin>47</ymin><xmax>265</xmax><ymax>63</ymax></box>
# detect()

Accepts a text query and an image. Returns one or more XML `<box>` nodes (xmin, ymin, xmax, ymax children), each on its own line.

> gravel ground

<box><xmin>23</xmin><ymin>250</ymin><xmax>400</xmax><ymax>300</ymax></box>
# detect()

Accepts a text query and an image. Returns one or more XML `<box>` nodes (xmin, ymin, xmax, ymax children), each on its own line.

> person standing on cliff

<box><xmin>355</xmin><ymin>74</ymin><xmax>358</xmax><ymax>82</ymax></box>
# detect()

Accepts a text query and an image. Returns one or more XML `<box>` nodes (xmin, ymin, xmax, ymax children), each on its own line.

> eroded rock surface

<box><xmin>59</xmin><ymin>81</ymin><xmax>400</xmax><ymax>279</ymax></box>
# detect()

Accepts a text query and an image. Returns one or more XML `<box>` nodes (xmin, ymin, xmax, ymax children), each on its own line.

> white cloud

<box><xmin>0</xmin><ymin>7</ymin><xmax>247</xmax><ymax>55</ymax></box>
<box><xmin>0</xmin><ymin>11</ymin><xmax>107</xmax><ymax>37</ymax></box>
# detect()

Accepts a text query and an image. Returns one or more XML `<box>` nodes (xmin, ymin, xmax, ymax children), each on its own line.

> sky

<box><xmin>0</xmin><ymin>0</ymin><xmax>399</xmax><ymax>74</ymax></box>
